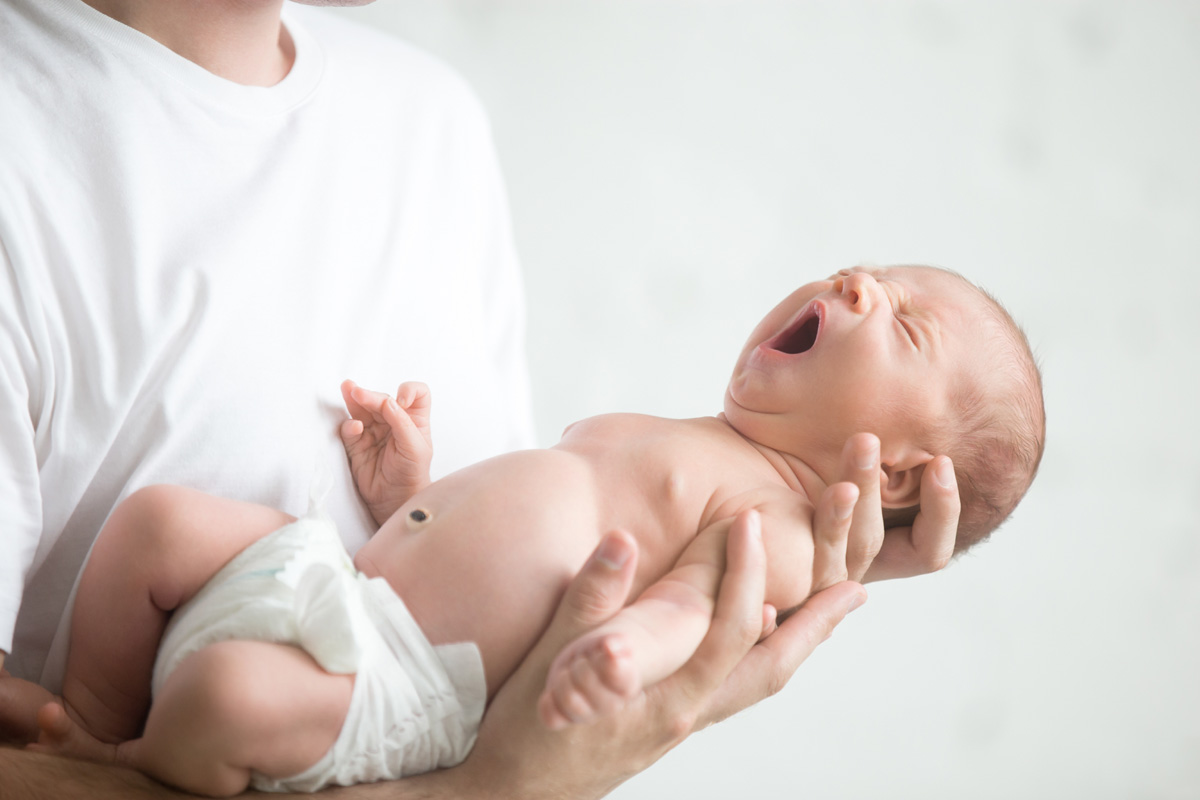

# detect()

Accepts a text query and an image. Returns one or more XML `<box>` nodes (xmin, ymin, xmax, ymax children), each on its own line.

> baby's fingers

<box><xmin>350</xmin><ymin>384</ymin><xmax>392</xmax><ymax>417</ymax></box>
<box><xmin>342</xmin><ymin>379</ymin><xmax>393</xmax><ymax>427</ymax></box>
<box><xmin>340</xmin><ymin>379</ymin><xmax>370</xmax><ymax>421</ymax></box>
<box><xmin>396</xmin><ymin>381</ymin><xmax>431</xmax><ymax>414</ymax></box>
<box><xmin>339</xmin><ymin>418</ymin><xmax>365</xmax><ymax>446</ymax></box>
<box><xmin>379</xmin><ymin>395</ymin><xmax>427</xmax><ymax>450</ymax></box>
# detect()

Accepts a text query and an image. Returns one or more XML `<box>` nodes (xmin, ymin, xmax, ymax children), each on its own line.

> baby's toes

<box><xmin>547</xmin><ymin>663</ymin><xmax>601</xmax><ymax>726</ymax></box>
<box><xmin>587</xmin><ymin>635</ymin><xmax>641</xmax><ymax>701</ymax></box>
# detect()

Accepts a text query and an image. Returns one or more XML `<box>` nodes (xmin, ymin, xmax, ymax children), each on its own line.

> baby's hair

<box><xmin>879</xmin><ymin>267</ymin><xmax>1045</xmax><ymax>555</ymax></box>
<box><xmin>939</xmin><ymin>271</ymin><xmax>1045</xmax><ymax>553</ymax></box>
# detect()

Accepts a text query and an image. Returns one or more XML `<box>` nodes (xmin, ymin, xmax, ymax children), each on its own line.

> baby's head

<box><xmin>725</xmin><ymin>265</ymin><xmax>1044</xmax><ymax>553</ymax></box>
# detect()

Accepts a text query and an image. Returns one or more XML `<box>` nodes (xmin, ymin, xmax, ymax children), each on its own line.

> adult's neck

<box><xmin>81</xmin><ymin>0</ymin><xmax>295</xmax><ymax>86</ymax></box>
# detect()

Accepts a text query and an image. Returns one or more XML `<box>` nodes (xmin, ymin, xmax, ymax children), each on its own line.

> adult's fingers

<box><xmin>865</xmin><ymin>455</ymin><xmax>960</xmax><ymax>581</ymax></box>
<box><xmin>454</xmin><ymin>532</ymin><xmax>646</xmax><ymax>800</ymax></box>
<box><xmin>809</xmin><ymin>481</ymin><xmax>856</xmax><ymax>595</ymax></box>
<box><xmin>663</xmin><ymin>510</ymin><xmax>766</xmax><ymax>724</ymax></box>
<box><xmin>525</xmin><ymin>530</ymin><xmax>639</xmax><ymax>662</ymax></box>
<box><xmin>700</xmin><ymin>580</ymin><xmax>867</xmax><ymax>728</ymax></box>
<box><xmin>838</xmin><ymin>433</ymin><xmax>885</xmax><ymax>580</ymax></box>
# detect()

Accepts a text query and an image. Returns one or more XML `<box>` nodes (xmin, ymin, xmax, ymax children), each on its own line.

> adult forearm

<box><xmin>0</xmin><ymin>749</ymin><xmax>484</xmax><ymax>800</ymax></box>
<box><xmin>0</xmin><ymin>748</ymin><xmax>191</xmax><ymax>800</ymax></box>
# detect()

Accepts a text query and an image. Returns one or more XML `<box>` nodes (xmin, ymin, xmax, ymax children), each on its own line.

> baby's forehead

<box><xmin>833</xmin><ymin>264</ymin><xmax>998</xmax><ymax>326</ymax></box>
<box><xmin>877</xmin><ymin>264</ymin><xmax>973</xmax><ymax>299</ymax></box>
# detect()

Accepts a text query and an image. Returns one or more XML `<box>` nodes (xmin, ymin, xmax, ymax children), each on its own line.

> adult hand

<box><xmin>831</xmin><ymin>433</ymin><xmax>961</xmax><ymax>583</ymax></box>
<box><xmin>446</xmin><ymin>511</ymin><xmax>867</xmax><ymax>800</ymax></box>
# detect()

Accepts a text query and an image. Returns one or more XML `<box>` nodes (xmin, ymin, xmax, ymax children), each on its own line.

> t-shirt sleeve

<box><xmin>0</xmin><ymin>239</ymin><xmax>43</xmax><ymax>654</ymax></box>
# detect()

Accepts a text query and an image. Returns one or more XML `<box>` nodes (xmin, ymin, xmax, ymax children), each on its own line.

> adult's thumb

<box><xmin>540</xmin><ymin>530</ymin><xmax>638</xmax><ymax>654</ymax></box>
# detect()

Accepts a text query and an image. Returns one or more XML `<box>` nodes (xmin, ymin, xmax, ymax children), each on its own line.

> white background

<box><xmin>336</xmin><ymin>3</ymin><xmax>1199</xmax><ymax>798</ymax></box>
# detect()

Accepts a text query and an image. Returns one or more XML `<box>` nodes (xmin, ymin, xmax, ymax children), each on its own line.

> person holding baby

<box><xmin>0</xmin><ymin>1</ymin><xmax>979</xmax><ymax>797</ymax></box>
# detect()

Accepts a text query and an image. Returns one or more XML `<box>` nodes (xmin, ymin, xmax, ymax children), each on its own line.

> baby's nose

<box><xmin>833</xmin><ymin>272</ymin><xmax>875</xmax><ymax>313</ymax></box>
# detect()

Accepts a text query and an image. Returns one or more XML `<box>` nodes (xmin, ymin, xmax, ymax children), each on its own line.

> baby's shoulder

<box><xmin>756</xmin><ymin>489</ymin><xmax>818</xmax><ymax>528</ymax></box>
<box><xmin>558</xmin><ymin>412</ymin><xmax>691</xmax><ymax>448</ymax></box>
<box><xmin>707</xmin><ymin>483</ymin><xmax>816</xmax><ymax>530</ymax></box>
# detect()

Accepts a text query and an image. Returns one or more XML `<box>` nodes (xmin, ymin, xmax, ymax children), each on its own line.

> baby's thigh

<box><xmin>152</xmin><ymin>640</ymin><xmax>354</xmax><ymax>780</ymax></box>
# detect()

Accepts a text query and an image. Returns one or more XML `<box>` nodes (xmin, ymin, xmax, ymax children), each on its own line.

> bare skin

<box><xmin>80</xmin><ymin>0</ymin><xmax>297</xmax><ymax>87</ymax></box>
<box><xmin>343</xmin><ymin>265</ymin><xmax>984</xmax><ymax>725</ymax></box>
<box><xmin>9</xmin><ymin>409</ymin><xmax>852</xmax><ymax>795</ymax></box>
<box><xmin>0</xmin><ymin>267</ymin><xmax>980</xmax><ymax>794</ymax></box>
<box><xmin>0</xmin><ymin>433</ymin><xmax>958</xmax><ymax>799</ymax></box>
<box><xmin>2</xmin><ymin>0</ymin><xmax>969</xmax><ymax>794</ymax></box>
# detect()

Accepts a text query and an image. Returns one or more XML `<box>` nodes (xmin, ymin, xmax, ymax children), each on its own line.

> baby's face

<box><xmin>725</xmin><ymin>265</ymin><xmax>990</xmax><ymax>475</ymax></box>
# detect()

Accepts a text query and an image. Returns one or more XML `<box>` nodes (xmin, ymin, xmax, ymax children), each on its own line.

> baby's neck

<box><xmin>713</xmin><ymin>414</ymin><xmax>829</xmax><ymax>503</ymax></box>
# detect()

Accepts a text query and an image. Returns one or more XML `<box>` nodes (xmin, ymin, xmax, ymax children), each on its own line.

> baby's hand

<box><xmin>538</xmin><ymin>633</ymin><xmax>641</xmax><ymax>729</ymax></box>
<box><xmin>340</xmin><ymin>379</ymin><xmax>433</xmax><ymax>527</ymax></box>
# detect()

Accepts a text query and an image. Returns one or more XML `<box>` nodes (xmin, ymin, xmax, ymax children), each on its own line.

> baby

<box><xmin>1</xmin><ymin>265</ymin><xmax>1043</xmax><ymax>796</ymax></box>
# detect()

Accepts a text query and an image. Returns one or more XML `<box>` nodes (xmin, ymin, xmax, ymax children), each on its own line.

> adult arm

<box><xmin>0</xmin><ymin>516</ymin><xmax>859</xmax><ymax>800</ymax></box>
<box><xmin>316</xmin><ymin>511</ymin><xmax>868</xmax><ymax>800</ymax></box>
<box><xmin>0</xmin><ymin>435</ymin><xmax>957</xmax><ymax>799</ymax></box>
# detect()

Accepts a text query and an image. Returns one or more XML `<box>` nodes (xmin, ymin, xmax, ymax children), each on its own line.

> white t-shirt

<box><xmin>0</xmin><ymin>0</ymin><xmax>535</xmax><ymax>690</ymax></box>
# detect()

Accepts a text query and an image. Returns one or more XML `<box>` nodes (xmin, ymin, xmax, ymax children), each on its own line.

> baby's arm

<box><xmin>539</xmin><ymin>515</ymin><xmax>772</xmax><ymax>729</ymax></box>
<box><xmin>340</xmin><ymin>379</ymin><xmax>433</xmax><ymax>527</ymax></box>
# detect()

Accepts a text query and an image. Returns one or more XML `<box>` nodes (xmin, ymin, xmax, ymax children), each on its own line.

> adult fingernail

<box><xmin>747</xmin><ymin>509</ymin><xmax>762</xmax><ymax>540</ymax></box>
<box><xmin>935</xmin><ymin>458</ymin><xmax>955</xmax><ymax>489</ymax></box>
<box><xmin>857</xmin><ymin>441</ymin><xmax>878</xmax><ymax>470</ymax></box>
<box><xmin>593</xmin><ymin>535</ymin><xmax>631</xmax><ymax>570</ymax></box>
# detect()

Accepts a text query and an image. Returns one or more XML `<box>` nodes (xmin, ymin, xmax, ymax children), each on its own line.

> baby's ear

<box><xmin>879</xmin><ymin>457</ymin><xmax>930</xmax><ymax>508</ymax></box>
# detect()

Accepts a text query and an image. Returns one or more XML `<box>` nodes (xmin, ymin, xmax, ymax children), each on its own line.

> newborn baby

<box><xmin>2</xmin><ymin>265</ymin><xmax>1043</xmax><ymax>796</ymax></box>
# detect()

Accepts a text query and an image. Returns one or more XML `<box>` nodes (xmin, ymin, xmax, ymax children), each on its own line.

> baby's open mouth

<box><xmin>769</xmin><ymin>305</ymin><xmax>821</xmax><ymax>355</ymax></box>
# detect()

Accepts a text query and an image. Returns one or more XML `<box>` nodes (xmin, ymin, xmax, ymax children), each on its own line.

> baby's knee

<box><xmin>119</xmin><ymin>484</ymin><xmax>185</xmax><ymax>521</ymax></box>
<box><xmin>99</xmin><ymin>485</ymin><xmax>187</xmax><ymax>555</ymax></box>
<box><xmin>161</xmin><ymin>642</ymin><xmax>267</xmax><ymax>734</ymax></box>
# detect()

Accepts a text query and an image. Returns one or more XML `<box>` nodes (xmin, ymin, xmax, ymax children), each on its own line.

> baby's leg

<box><xmin>60</xmin><ymin>486</ymin><xmax>293</xmax><ymax>744</ymax></box>
<box><xmin>539</xmin><ymin>521</ymin><xmax>734</xmax><ymax>729</ymax></box>
<box><xmin>35</xmin><ymin>640</ymin><xmax>353</xmax><ymax>798</ymax></box>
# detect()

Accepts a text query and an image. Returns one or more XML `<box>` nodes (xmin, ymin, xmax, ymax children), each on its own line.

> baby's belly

<box><xmin>369</xmin><ymin>449</ymin><xmax>606</xmax><ymax>695</ymax></box>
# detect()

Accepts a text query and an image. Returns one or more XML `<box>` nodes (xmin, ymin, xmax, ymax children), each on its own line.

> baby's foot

<box><xmin>0</xmin><ymin>675</ymin><xmax>57</xmax><ymax>745</ymax></box>
<box><xmin>27</xmin><ymin>702</ymin><xmax>119</xmax><ymax>765</ymax></box>
<box><xmin>538</xmin><ymin>633</ymin><xmax>642</xmax><ymax>729</ymax></box>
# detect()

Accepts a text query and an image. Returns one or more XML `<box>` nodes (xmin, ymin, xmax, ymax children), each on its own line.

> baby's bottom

<box><xmin>36</xmin><ymin>640</ymin><xmax>353</xmax><ymax>798</ymax></box>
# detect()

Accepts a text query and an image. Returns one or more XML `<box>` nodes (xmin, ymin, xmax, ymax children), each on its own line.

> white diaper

<box><xmin>153</xmin><ymin>503</ymin><xmax>486</xmax><ymax>793</ymax></box>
